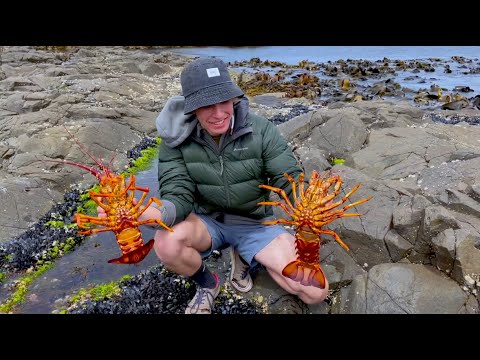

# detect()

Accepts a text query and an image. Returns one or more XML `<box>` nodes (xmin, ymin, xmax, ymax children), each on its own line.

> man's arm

<box><xmin>157</xmin><ymin>141</ymin><xmax>196</xmax><ymax>225</ymax></box>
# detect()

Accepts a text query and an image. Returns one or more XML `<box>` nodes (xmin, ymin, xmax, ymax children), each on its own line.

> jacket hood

<box><xmin>156</xmin><ymin>95</ymin><xmax>250</xmax><ymax>148</ymax></box>
<box><xmin>156</xmin><ymin>96</ymin><xmax>198</xmax><ymax>148</ymax></box>
<box><xmin>232</xmin><ymin>96</ymin><xmax>249</xmax><ymax>131</ymax></box>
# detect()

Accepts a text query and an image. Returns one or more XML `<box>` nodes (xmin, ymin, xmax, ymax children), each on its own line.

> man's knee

<box><xmin>153</xmin><ymin>230</ymin><xmax>183</xmax><ymax>265</ymax></box>
<box><xmin>300</xmin><ymin>288</ymin><xmax>329</xmax><ymax>304</ymax></box>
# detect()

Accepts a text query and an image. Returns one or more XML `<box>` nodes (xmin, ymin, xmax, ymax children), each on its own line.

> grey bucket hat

<box><xmin>180</xmin><ymin>57</ymin><xmax>244</xmax><ymax>114</ymax></box>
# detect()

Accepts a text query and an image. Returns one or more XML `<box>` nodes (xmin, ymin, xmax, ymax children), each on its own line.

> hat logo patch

<box><xmin>206</xmin><ymin>67</ymin><xmax>221</xmax><ymax>77</ymax></box>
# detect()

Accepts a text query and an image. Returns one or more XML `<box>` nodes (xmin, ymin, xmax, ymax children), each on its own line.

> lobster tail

<box><xmin>108</xmin><ymin>239</ymin><xmax>155</xmax><ymax>264</ymax></box>
<box><xmin>282</xmin><ymin>260</ymin><xmax>326</xmax><ymax>289</ymax></box>
<box><xmin>308</xmin><ymin>267</ymin><xmax>326</xmax><ymax>289</ymax></box>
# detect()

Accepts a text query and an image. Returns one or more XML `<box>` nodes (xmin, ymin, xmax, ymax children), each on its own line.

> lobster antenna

<box><xmin>46</xmin><ymin>159</ymin><xmax>102</xmax><ymax>178</ymax></box>
<box><xmin>108</xmin><ymin>152</ymin><xmax>117</xmax><ymax>170</ymax></box>
<box><xmin>63</xmin><ymin>125</ymin><xmax>111</xmax><ymax>176</ymax></box>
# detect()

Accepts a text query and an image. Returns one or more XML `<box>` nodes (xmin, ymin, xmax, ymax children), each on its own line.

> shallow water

<box><xmin>160</xmin><ymin>46</ymin><xmax>480</xmax><ymax>98</ymax></box>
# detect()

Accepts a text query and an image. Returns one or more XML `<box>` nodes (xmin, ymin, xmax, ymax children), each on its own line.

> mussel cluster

<box><xmin>67</xmin><ymin>264</ymin><xmax>261</xmax><ymax>314</ymax></box>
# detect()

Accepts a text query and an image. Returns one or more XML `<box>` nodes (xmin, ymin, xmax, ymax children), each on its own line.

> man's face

<box><xmin>194</xmin><ymin>99</ymin><xmax>234</xmax><ymax>136</ymax></box>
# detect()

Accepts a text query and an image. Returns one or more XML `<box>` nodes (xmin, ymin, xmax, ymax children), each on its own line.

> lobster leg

<box><xmin>314</xmin><ymin>184</ymin><xmax>370</xmax><ymax>213</ymax></box>
<box><xmin>297</xmin><ymin>172</ymin><xmax>306</xmax><ymax>203</ymax></box>
<box><xmin>259</xmin><ymin>184</ymin><xmax>296</xmax><ymax>212</ymax></box>
<box><xmin>136</xmin><ymin>218</ymin><xmax>173</xmax><ymax>232</ymax></box>
<box><xmin>262</xmin><ymin>218</ymin><xmax>297</xmax><ymax>226</ymax></box>
<box><xmin>125</xmin><ymin>173</ymin><xmax>150</xmax><ymax>193</ymax></box>
<box><xmin>282</xmin><ymin>172</ymin><xmax>299</xmax><ymax>205</ymax></box>
<box><xmin>304</xmin><ymin>172</ymin><xmax>324</xmax><ymax>202</ymax></box>
<box><xmin>339</xmin><ymin>196</ymin><xmax>373</xmax><ymax>211</ymax></box>
<box><xmin>316</xmin><ymin>229</ymin><xmax>350</xmax><ymax>251</ymax></box>
<box><xmin>88</xmin><ymin>192</ymin><xmax>113</xmax><ymax>212</ymax></box>
<box><xmin>75</xmin><ymin>213</ymin><xmax>112</xmax><ymax>230</ymax></box>
<box><xmin>135</xmin><ymin>197</ymin><xmax>163</xmax><ymax>217</ymax></box>
<box><xmin>314</xmin><ymin>199</ymin><xmax>371</xmax><ymax>220</ymax></box>
<box><xmin>257</xmin><ymin>201</ymin><xmax>295</xmax><ymax>217</ymax></box>
<box><xmin>78</xmin><ymin>227</ymin><xmax>117</xmax><ymax>235</ymax></box>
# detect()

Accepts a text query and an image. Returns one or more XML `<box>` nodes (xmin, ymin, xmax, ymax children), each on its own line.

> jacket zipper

<box><xmin>193</xmin><ymin>126</ymin><xmax>253</xmax><ymax>209</ymax></box>
<box><xmin>193</xmin><ymin>137</ymin><xmax>231</xmax><ymax>207</ymax></box>
<box><xmin>219</xmin><ymin>154</ymin><xmax>230</xmax><ymax>206</ymax></box>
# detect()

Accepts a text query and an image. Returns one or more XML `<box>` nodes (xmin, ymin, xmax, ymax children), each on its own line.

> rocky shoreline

<box><xmin>1</xmin><ymin>46</ymin><xmax>479</xmax><ymax>314</ymax></box>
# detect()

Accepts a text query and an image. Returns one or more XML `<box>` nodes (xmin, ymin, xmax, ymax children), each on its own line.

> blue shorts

<box><xmin>196</xmin><ymin>214</ymin><xmax>288</xmax><ymax>268</ymax></box>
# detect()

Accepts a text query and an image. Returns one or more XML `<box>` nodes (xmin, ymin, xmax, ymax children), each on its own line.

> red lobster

<box><xmin>258</xmin><ymin>170</ymin><xmax>372</xmax><ymax>288</ymax></box>
<box><xmin>51</xmin><ymin>127</ymin><xmax>173</xmax><ymax>264</ymax></box>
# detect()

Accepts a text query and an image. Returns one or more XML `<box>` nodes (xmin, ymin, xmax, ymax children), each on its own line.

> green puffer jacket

<box><xmin>155</xmin><ymin>96</ymin><xmax>303</xmax><ymax>226</ymax></box>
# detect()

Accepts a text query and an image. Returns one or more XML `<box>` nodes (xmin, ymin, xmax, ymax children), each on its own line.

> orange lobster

<box><xmin>51</xmin><ymin>128</ymin><xmax>173</xmax><ymax>264</ymax></box>
<box><xmin>258</xmin><ymin>170</ymin><xmax>372</xmax><ymax>288</ymax></box>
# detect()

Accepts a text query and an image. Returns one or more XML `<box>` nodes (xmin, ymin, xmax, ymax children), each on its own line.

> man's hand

<box><xmin>96</xmin><ymin>197</ymin><xmax>107</xmax><ymax>218</ymax></box>
<box><xmin>97</xmin><ymin>205</ymin><xmax>107</xmax><ymax>218</ymax></box>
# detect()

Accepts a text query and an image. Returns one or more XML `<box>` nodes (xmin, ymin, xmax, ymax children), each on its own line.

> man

<box><xmin>139</xmin><ymin>57</ymin><xmax>328</xmax><ymax>313</ymax></box>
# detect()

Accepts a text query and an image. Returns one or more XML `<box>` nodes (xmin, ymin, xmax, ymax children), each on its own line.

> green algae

<box><xmin>0</xmin><ymin>263</ymin><xmax>54</xmax><ymax>313</ymax></box>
